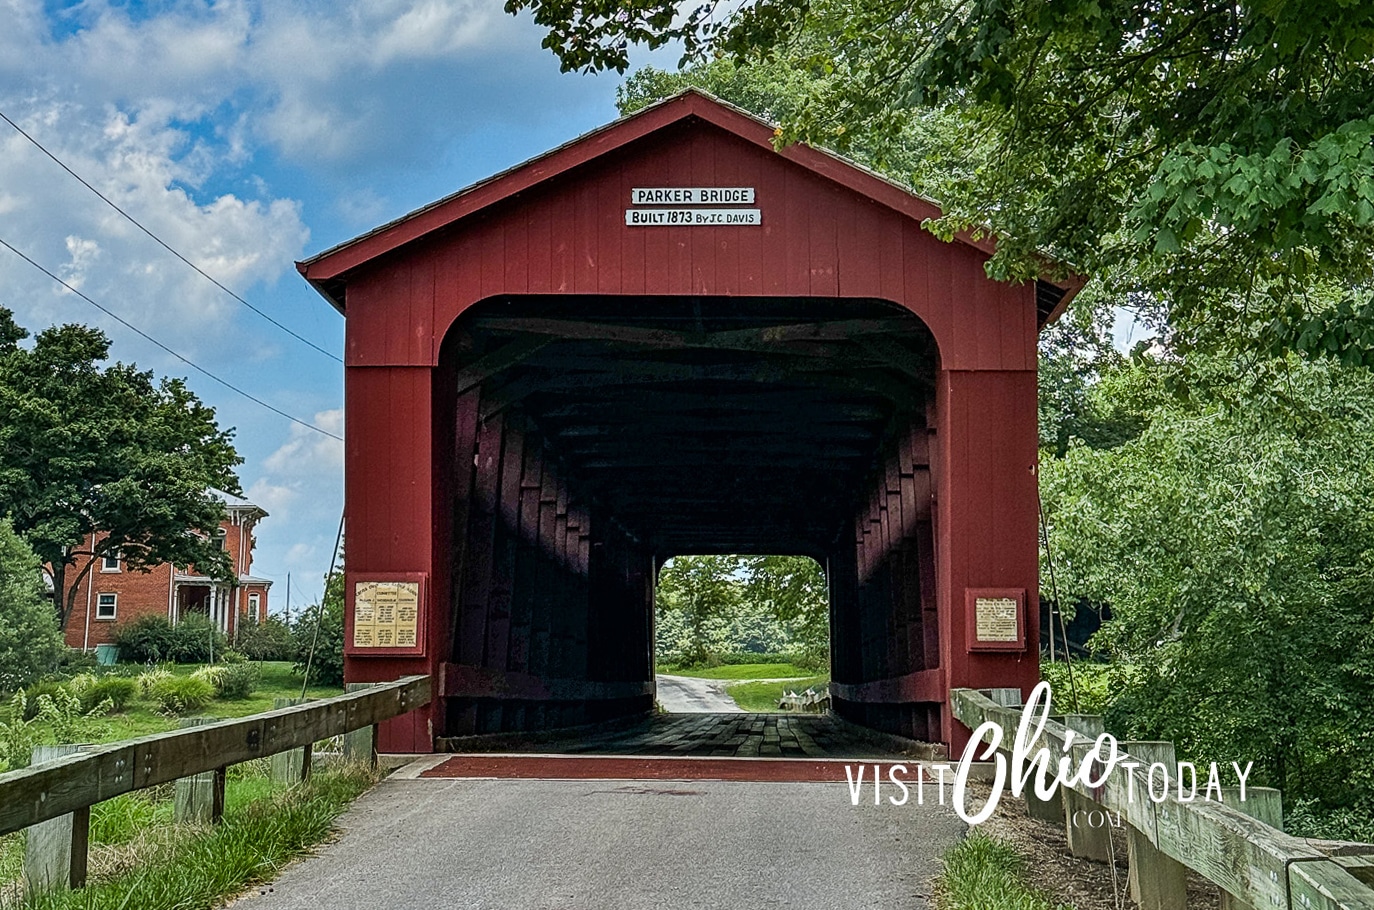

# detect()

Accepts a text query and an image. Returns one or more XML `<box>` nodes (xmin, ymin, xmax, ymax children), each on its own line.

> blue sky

<box><xmin>0</xmin><ymin>0</ymin><xmax>653</xmax><ymax>611</ymax></box>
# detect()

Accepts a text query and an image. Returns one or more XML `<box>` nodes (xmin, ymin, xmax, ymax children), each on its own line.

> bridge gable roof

<box><xmin>298</xmin><ymin>89</ymin><xmax>1079</xmax><ymax>325</ymax></box>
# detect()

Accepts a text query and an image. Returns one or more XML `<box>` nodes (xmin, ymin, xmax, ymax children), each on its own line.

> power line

<box><xmin>0</xmin><ymin>235</ymin><xmax>343</xmax><ymax>442</ymax></box>
<box><xmin>0</xmin><ymin>108</ymin><xmax>343</xmax><ymax>364</ymax></box>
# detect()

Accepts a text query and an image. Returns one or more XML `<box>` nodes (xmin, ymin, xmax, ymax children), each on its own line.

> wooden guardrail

<box><xmin>950</xmin><ymin>687</ymin><xmax>1374</xmax><ymax>910</ymax></box>
<box><xmin>777</xmin><ymin>685</ymin><xmax>831</xmax><ymax>713</ymax></box>
<box><xmin>0</xmin><ymin>675</ymin><xmax>430</xmax><ymax>891</ymax></box>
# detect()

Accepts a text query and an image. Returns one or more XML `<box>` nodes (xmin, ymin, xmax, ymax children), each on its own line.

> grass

<box><xmin>935</xmin><ymin>832</ymin><xmax>1074</xmax><ymax>910</ymax></box>
<box><xmin>663</xmin><ymin>662</ymin><xmax>817</xmax><ymax>680</ymax></box>
<box><xmin>7</xmin><ymin>766</ymin><xmax>376</xmax><ymax>910</ymax></box>
<box><xmin>1</xmin><ymin>662</ymin><xmax>343</xmax><ymax>748</ymax></box>
<box><xmin>725</xmin><ymin>674</ymin><xmax>829</xmax><ymax>711</ymax></box>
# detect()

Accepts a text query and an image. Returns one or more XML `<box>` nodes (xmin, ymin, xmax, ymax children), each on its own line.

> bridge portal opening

<box><xmin>654</xmin><ymin>554</ymin><xmax>830</xmax><ymax>714</ymax></box>
<box><xmin>436</xmin><ymin>294</ymin><xmax>944</xmax><ymax>741</ymax></box>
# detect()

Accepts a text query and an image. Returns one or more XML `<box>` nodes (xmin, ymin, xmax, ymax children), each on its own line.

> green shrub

<box><xmin>136</xmin><ymin>667</ymin><xmax>173</xmax><ymax>698</ymax></box>
<box><xmin>114</xmin><ymin>615</ymin><xmax>177</xmax><ymax>663</ymax></box>
<box><xmin>79</xmin><ymin>675</ymin><xmax>139</xmax><ymax>713</ymax></box>
<box><xmin>147</xmin><ymin>675</ymin><xmax>215</xmax><ymax>714</ymax></box>
<box><xmin>52</xmin><ymin>646</ymin><xmax>99</xmax><ymax>678</ymax></box>
<box><xmin>212</xmin><ymin>662</ymin><xmax>260</xmax><ymax>700</ymax></box>
<box><xmin>191</xmin><ymin>665</ymin><xmax>227</xmax><ymax>691</ymax></box>
<box><xmin>167</xmin><ymin>614</ymin><xmax>228</xmax><ymax>664</ymax></box>
<box><xmin>234</xmin><ymin>615</ymin><xmax>293</xmax><ymax>662</ymax></box>
<box><xmin>117</xmin><ymin>614</ymin><xmax>229</xmax><ymax>664</ymax></box>
<box><xmin>293</xmin><ymin>593</ymin><xmax>344</xmax><ymax>688</ymax></box>
<box><xmin>0</xmin><ymin>686</ymin><xmax>105</xmax><ymax>771</ymax></box>
<box><xmin>20</xmin><ymin>679</ymin><xmax>71</xmax><ymax>720</ymax></box>
<box><xmin>937</xmin><ymin>832</ymin><xmax>1070</xmax><ymax>910</ymax></box>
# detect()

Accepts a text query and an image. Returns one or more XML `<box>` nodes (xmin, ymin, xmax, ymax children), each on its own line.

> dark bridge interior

<box><xmin>440</xmin><ymin>296</ymin><xmax>944</xmax><ymax>742</ymax></box>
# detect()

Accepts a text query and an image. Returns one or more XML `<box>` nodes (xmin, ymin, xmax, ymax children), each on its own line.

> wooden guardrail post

<box><xmin>1216</xmin><ymin>786</ymin><xmax>1282</xmax><ymax>910</ymax></box>
<box><xmin>174</xmin><ymin>717</ymin><xmax>226</xmax><ymax>825</ymax></box>
<box><xmin>23</xmin><ymin>745</ymin><xmax>91</xmax><ymax>893</ymax></box>
<box><xmin>1122</xmin><ymin>741</ymin><xmax>1188</xmax><ymax>910</ymax></box>
<box><xmin>1062</xmin><ymin>714</ymin><xmax>1113</xmax><ymax>862</ymax></box>
<box><xmin>270</xmin><ymin>698</ymin><xmax>311</xmax><ymax>785</ymax></box>
<box><xmin>343</xmin><ymin>683</ymin><xmax>379</xmax><ymax>768</ymax></box>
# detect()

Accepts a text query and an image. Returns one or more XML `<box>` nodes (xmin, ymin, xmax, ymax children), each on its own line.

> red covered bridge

<box><xmin>297</xmin><ymin>89</ymin><xmax>1080</xmax><ymax>755</ymax></box>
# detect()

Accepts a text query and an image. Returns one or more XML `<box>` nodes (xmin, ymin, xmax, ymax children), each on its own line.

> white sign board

<box><xmin>631</xmin><ymin>187</ymin><xmax>755</xmax><ymax>205</ymax></box>
<box><xmin>625</xmin><ymin>208</ymin><xmax>761</xmax><ymax>227</ymax></box>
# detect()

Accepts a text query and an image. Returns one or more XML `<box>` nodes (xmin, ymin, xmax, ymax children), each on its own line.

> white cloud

<box><xmin>263</xmin><ymin>408</ymin><xmax>344</xmax><ymax>474</ymax></box>
<box><xmin>245</xmin><ymin>478</ymin><xmax>300</xmax><ymax>519</ymax></box>
<box><xmin>0</xmin><ymin>101</ymin><xmax>309</xmax><ymax>352</ymax></box>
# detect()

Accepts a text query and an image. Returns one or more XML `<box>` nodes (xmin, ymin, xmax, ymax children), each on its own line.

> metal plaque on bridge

<box><xmin>966</xmin><ymin>588</ymin><xmax>1026</xmax><ymax>652</ymax></box>
<box><xmin>348</xmin><ymin>574</ymin><xmax>426</xmax><ymax>656</ymax></box>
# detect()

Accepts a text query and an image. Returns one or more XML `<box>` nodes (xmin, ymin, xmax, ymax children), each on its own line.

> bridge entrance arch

<box><xmin>298</xmin><ymin>89</ymin><xmax>1080</xmax><ymax>755</ymax></box>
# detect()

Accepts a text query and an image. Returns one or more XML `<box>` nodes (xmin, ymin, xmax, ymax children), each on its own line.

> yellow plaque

<box><xmin>353</xmin><ymin>581</ymin><xmax>421</xmax><ymax>649</ymax></box>
<box><xmin>975</xmin><ymin>596</ymin><xmax>1019</xmax><ymax>642</ymax></box>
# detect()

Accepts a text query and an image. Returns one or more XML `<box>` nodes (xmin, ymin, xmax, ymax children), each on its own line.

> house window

<box><xmin>215</xmin><ymin>529</ymin><xmax>228</xmax><ymax>550</ymax></box>
<box><xmin>101</xmin><ymin>550</ymin><xmax>121</xmax><ymax>572</ymax></box>
<box><xmin>248</xmin><ymin>593</ymin><xmax>260</xmax><ymax>615</ymax></box>
<box><xmin>95</xmin><ymin>593</ymin><xmax>117</xmax><ymax>620</ymax></box>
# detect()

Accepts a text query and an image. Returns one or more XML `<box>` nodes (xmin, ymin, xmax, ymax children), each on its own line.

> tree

<box><xmin>740</xmin><ymin>555</ymin><xmax>829</xmax><ymax>668</ymax></box>
<box><xmin>655</xmin><ymin>555</ymin><xmax>742</xmax><ymax>666</ymax></box>
<box><xmin>0</xmin><ymin>517</ymin><xmax>64</xmax><ymax>692</ymax></box>
<box><xmin>654</xmin><ymin>554</ymin><xmax>832</xmax><ymax>667</ymax></box>
<box><xmin>1041</xmin><ymin>348</ymin><xmax>1374</xmax><ymax>836</ymax></box>
<box><xmin>0</xmin><ymin>307</ymin><xmax>242</xmax><ymax>629</ymax></box>
<box><xmin>294</xmin><ymin>562</ymin><xmax>345</xmax><ymax>687</ymax></box>
<box><xmin>515</xmin><ymin>0</ymin><xmax>1374</xmax><ymax>361</ymax></box>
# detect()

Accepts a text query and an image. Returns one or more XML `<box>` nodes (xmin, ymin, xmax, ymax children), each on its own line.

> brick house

<box><xmin>62</xmin><ymin>490</ymin><xmax>272</xmax><ymax>650</ymax></box>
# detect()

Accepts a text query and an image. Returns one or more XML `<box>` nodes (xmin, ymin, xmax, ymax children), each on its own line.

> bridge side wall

<box><xmin>441</xmin><ymin>413</ymin><xmax>656</xmax><ymax>739</ymax></box>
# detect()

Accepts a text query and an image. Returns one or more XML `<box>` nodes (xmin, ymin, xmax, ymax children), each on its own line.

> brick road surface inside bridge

<box><xmin>441</xmin><ymin>712</ymin><xmax>925</xmax><ymax>759</ymax></box>
<box><xmin>236</xmin><ymin>771</ymin><xmax>967</xmax><ymax>910</ymax></box>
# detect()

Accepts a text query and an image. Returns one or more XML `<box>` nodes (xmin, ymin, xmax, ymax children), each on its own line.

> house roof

<box><xmin>173</xmin><ymin>573</ymin><xmax>273</xmax><ymax>588</ymax></box>
<box><xmin>297</xmin><ymin>88</ymin><xmax>1083</xmax><ymax>325</ymax></box>
<box><xmin>212</xmin><ymin>488</ymin><xmax>267</xmax><ymax>519</ymax></box>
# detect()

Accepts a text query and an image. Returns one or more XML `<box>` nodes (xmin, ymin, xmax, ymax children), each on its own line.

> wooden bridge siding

<box><xmin>336</xmin><ymin>367</ymin><xmax>451</xmax><ymax>752</ymax></box>
<box><xmin>935</xmin><ymin>369</ymin><xmax>1042</xmax><ymax>753</ymax></box>
<box><xmin>338</xmin><ymin>118</ymin><xmax>1040</xmax><ymax>751</ymax></box>
<box><xmin>438</xmin><ymin>413</ymin><xmax>656</xmax><ymax>739</ymax></box>
<box><xmin>828</xmin><ymin>419</ymin><xmax>944</xmax><ymax>742</ymax></box>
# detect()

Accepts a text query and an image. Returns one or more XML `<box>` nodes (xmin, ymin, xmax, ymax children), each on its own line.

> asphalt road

<box><xmin>654</xmin><ymin>674</ymin><xmax>744</xmax><ymax>712</ymax></box>
<box><xmin>236</xmin><ymin>776</ymin><xmax>966</xmax><ymax>910</ymax></box>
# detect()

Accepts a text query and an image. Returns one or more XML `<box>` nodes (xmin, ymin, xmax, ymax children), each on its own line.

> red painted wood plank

<box><xmin>478</xmin><ymin>213</ymin><xmax>506</xmax><ymax>302</ymax></box>
<box><xmin>484</xmin><ymin>422</ymin><xmax>524</xmax><ymax>672</ymax></box>
<box><xmin>808</xmin><ymin>183</ymin><xmax>840</xmax><ymax>298</ymax></box>
<box><xmin>457</xmin><ymin>413</ymin><xmax>503</xmax><ymax>666</ymax></box>
<box><xmin>689</xmin><ymin>132</ymin><xmax>715</xmax><ymax>294</ymax></box>
<box><xmin>504</xmin><ymin>209</ymin><xmax>529</xmax><ymax>298</ymax></box>
<box><xmin>549</xmin><ymin>184</ymin><xmax>575</xmax><ymax>294</ymax></box>
<box><xmin>879</xmin><ymin>215</ymin><xmax>906</xmax><ymax>311</ymax></box>
<box><xmin>782</xmin><ymin>165</ymin><xmax>810</xmax><ymax>296</ymax></box>
<box><xmin>522</xmin><ymin>197</ymin><xmax>552</xmax><ymax>296</ymax></box>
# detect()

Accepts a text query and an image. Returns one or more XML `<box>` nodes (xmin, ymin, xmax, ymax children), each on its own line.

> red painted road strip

<box><xmin>420</xmin><ymin>756</ymin><xmax>869</xmax><ymax>782</ymax></box>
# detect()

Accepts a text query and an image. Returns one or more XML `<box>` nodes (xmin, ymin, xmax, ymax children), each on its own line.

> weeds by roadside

<box><xmin>3</xmin><ymin>764</ymin><xmax>376</xmax><ymax>910</ymax></box>
<box><xmin>935</xmin><ymin>832</ymin><xmax>1076</xmax><ymax>910</ymax></box>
